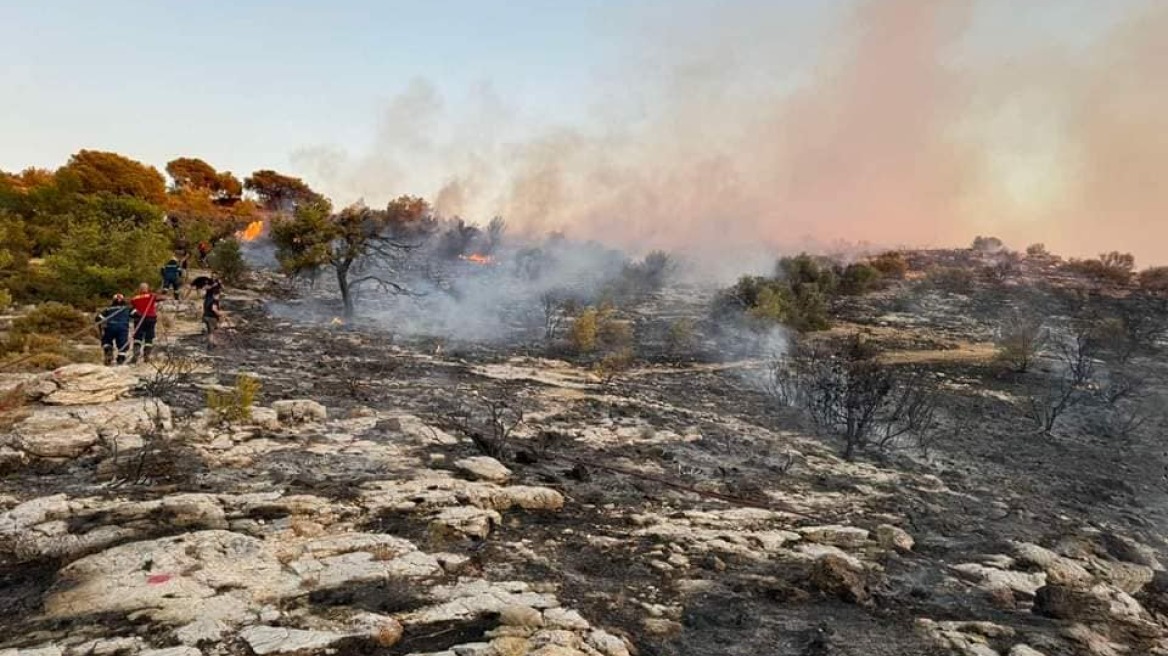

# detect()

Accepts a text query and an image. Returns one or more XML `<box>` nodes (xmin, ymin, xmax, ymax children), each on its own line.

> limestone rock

<box><xmin>455</xmin><ymin>456</ymin><xmax>512</xmax><ymax>482</ymax></box>
<box><xmin>951</xmin><ymin>563</ymin><xmax>1046</xmax><ymax>596</ymax></box>
<box><xmin>875</xmin><ymin>524</ymin><xmax>914</xmax><ymax>552</ymax></box>
<box><xmin>10</xmin><ymin>411</ymin><xmax>98</xmax><ymax>458</ymax></box>
<box><xmin>543</xmin><ymin>608</ymin><xmax>590</xmax><ymax>630</ymax></box>
<box><xmin>44</xmin><ymin>529</ymin><xmax>439</xmax><ymax>625</ymax></box>
<box><xmin>798</xmin><ymin>525</ymin><xmax>869</xmax><ymax>548</ymax></box>
<box><xmin>381</xmin><ymin>414</ymin><xmax>459</xmax><ymax>445</ymax></box>
<box><xmin>1013</xmin><ymin>542</ymin><xmax>1092</xmax><ymax>585</ymax></box>
<box><xmin>140</xmin><ymin>648</ymin><xmax>202</xmax><ymax>656</ymax></box>
<box><xmin>587</xmin><ymin>630</ymin><xmax>631</xmax><ymax>656</ymax></box>
<box><xmin>1008</xmin><ymin>646</ymin><xmax>1047</xmax><ymax>656</ymax></box>
<box><xmin>272</xmin><ymin>399</ymin><xmax>327</xmax><ymax>423</ymax></box>
<box><xmin>431</xmin><ymin>506</ymin><xmax>501</xmax><ymax>540</ymax></box>
<box><xmin>0</xmin><ymin>647</ymin><xmax>64</xmax><ymax>656</ymax></box>
<box><xmin>42</xmin><ymin>364</ymin><xmax>138</xmax><ymax>406</ymax></box>
<box><xmin>809</xmin><ymin>553</ymin><xmax>869</xmax><ymax>604</ymax></box>
<box><xmin>1033</xmin><ymin>584</ymin><xmax>1112</xmax><ymax>621</ymax></box>
<box><xmin>239</xmin><ymin>626</ymin><xmax>352</xmax><ymax>655</ymax></box>
<box><xmin>1092</xmin><ymin>559</ymin><xmax>1154</xmax><ymax>595</ymax></box>
<box><xmin>500</xmin><ymin>604</ymin><xmax>544</xmax><ymax>628</ymax></box>
<box><xmin>249</xmin><ymin>406</ymin><xmax>281</xmax><ymax>430</ymax></box>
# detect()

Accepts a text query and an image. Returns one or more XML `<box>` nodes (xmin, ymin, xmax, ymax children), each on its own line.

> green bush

<box><xmin>569</xmin><ymin>308</ymin><xmax>599</xmax><ymax>353</ymax></box>
<box><xmin>10</xmin><ymin>302</ymin><xmax>89</xmax><ymax>336</ymax></box>
<box><xmin>714</xmin><ymin>275</ymin><xmax>829</xmax><ymax>332</ymax></box>
<box><xmin>43</xmin><ymin>220</ymin><xmax>171</xmax><ymax>306</ymax></box>
<box><xmin>208</xmin><ymin>237</ymin><xmax>248</xmax><ymax>284</ymax></box>
<box><xmin>838</xmin><ymin>262</ymin><xmax>881</xmax><ymax>295</ymax></box>
<box><xmin>207</xmin><ymin>374</ymin><xmax>261</xmax><ymax>424</ymax></box>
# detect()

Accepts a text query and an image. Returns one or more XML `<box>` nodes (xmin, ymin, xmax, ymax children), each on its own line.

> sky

<box><xmin>1</xmin><ymin>0</ymin><xmax>1165</xmax><ymax>264</ymax></box>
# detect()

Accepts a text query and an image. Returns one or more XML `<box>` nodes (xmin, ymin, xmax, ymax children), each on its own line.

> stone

<box><xmin>809</xmin><ymin>553</ymin><xmax>870</xmax><ymax>604</ymax></box>
<box><xmin>175</xmin><ymin>618</ymin><xmax>228</xmax><ymax>645</ymax></box>
<box><xmin>9</xmin><ymin>399</ymin><xmax>172</xmax><ymax>460</ymax></box>
<box><xmin>382</xmin><ymin>414</ymin><xmax>459</xmax><ymax>445</ymax></box>
<box><xmin>43</xmin><ymin>529</ymin><xmax>439</xmax><ymax>625</ymax></box>
<box><xmin>500</xmin><ymin>604</ymin><xmax>544</xmax><ymax>628</ymax></box>
<box><xmin>543</xmin><ymin>608</ymin><xmax>590</xmax><ymax>630</ymax></box>
<box><xmin>271</xmin><ymin>399</ymin><xmax>327</xmax><ymax>423</ymax></box>
<box><xmin>249</xmin><ymin>406</ymin><xmax>280</xmax><ymax>430</ymax></box>
<box><xmin>587</xmin><ymin>630</ymin><xmax>631</xmax><ymax>656</ymax></box>
<box><xmin>1092</xmin><ymin>560</ymin><xmax>1154</xmax><ymax>595</ymax></box>
<box><xmin>431</xmin><ymin>506</ymin><xmax>501</xmax><ymax>540</ymax></box>
<box><xmin>0</xmin><ymin>647</ymin><xmax>64</xmax><ymax>656</ymax></box>
<box><xmin>1008</xmin><ymin>646</ymin><xmax>1047</xmax><ymax>656</ymax></box>
<box><xmin>455</xmin><ymin>456</ymin><xmax>512</xmax><ymax>482</ymax></box>
<box><xmin>798</xmin><ymin>525</ymin><xmax>869</xmax><ymax>548</ymax></box>
<box><xmin>139</xmin><ymin>649</ymin><xmax>201</xmax><ymax>656</ymax></box>
<box><xmin>1012</xmin><ymin>542</ymin><xmax>1092</xmax><ymax>585</ymax></box>
<box><xmin>239</xmin><ymin>626</ymin><xmax>352</xmax><ymax>655</ymax></box>
<box><xmin>875</xmin><ymin>524</ymin><xmax>914</xmax><ymax>552</ymax></box>
<box><xmin>1033</xmin><ymin>584</ymin><xmax>1111</xmax><ymax>621</ymax></box>
<box><xmin>642</xmin><ymin>619</ymin><xmax>683</xmax><ymax>637</ymax></box>
<box><xmin>482</xmin><ymin>486</ymin><xmax>564</xmax><ymax>512</ymax></box>
<box><xmin>9</xmin><ymin>412</ymin><xmax>99</xmax><ymax>458</ymax></box>
<box><xmin>951</xmin><ymin>563</ymin><xmax>1046</xmax><ymax>596</ymax></box>
<box><xmin>42</xmin><ymin>364</ymin><xmax>138</xmax><ymax>406</ymax></box>
<box><xmin>453</xmin><ymin>644</ymin><xmax>493</xmax><ymax>656</ymax></box>
<box><xmin>1098</xmin><ymin>532</ymin><xmax>1161</xmax><ymax>569</ymax></box>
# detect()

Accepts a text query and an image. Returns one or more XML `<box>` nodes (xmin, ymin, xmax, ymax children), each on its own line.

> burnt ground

<box><xmin>3</xmin><ymin>274</ymin><xmax>1168</xmax><ymax>656</ymax></box>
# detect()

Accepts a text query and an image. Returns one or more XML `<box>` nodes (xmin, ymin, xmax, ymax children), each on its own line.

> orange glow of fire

<box><xmin>237</xmin><ymin>220</ymin><xmax>264</xmax><ymax>242</ymax></box>
<box><xmin>460</xmin><ymin>253</ymin><xmax>494</xmax><ymax>265</ymax></box>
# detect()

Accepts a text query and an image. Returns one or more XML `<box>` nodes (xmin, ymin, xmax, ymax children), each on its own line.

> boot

<box><xmin>102</xmin><ymin>346</ymin><xmax>114</xmax><ymax>366</ymax></box>
<box><xmin>142</xmin><ymin>345</ymin><xmax>153</xmax><ymax>363</ymax></box>
<box><xmin>128</xmin><ymin>343</ymin><xmax>140</xmax><ymax>364</ymax></box>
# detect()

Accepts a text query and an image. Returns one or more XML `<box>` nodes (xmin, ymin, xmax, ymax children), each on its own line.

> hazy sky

<box><xmin>1</xmin><ymin>1</ymin><xmax>1164</xmax><ymax>262</ymax></box>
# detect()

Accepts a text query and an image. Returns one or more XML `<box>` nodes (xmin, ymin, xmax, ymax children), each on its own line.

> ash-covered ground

<box><xmin>2</xmin><ymin>252</ymin><xmax>1168</xmax><ymax>656</ymax></box>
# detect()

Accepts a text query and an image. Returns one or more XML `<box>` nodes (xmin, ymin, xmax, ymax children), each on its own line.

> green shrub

<box><xmin>569</xmin><ymin>308</ymin><xmax>599</xmax><ymax>353</ymax></box>
<box><xmin>838</xmin><ymin>262</ymin><xmax>880</xmax><ymax>295</ymax></box>
<box><xmin>927</xmin><ymin>266</ymin><xmax>976</xmax><ymax>294</ymax></box>
<box><xmin>10</xmin><ymin>302</ymin><xmax>89</xmax><ymax>336</ymax></box>
<box><xmin>43</xmin><ymin>220</ymin><xmax>171</xmax><ymax>306</ymax></box>
<box><xmin>208</xmin><ymin>237</ymin><xmax>248</xmax><ymax>284</ymax></box>
<box><xmin>665</xmin><ymin>318</ymin><xmax>698</xmax><ymax>355</ymax></box>
<box><xmin>777</xmin><ymin>253</ymin><xmax>837</xmax><ymax>294</ymax></box>
<box><xmin>0</xmin><ymin>288</ymin><xmax>11</xmax><ymax>311</ymax></box>
<box><xmin>207</xmin><ymin>374</ymin><xmax>261</xmax><ymax>424</ymax></box>
<box><xmin>714</xmin><ymin>275</ymin><xmax>829</xmax><ymax>332</ymax></box>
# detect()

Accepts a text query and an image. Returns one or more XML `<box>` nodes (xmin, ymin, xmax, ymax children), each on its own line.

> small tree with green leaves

<box><xmin>270</xmin><ymin>196</ymin><xmax>432</xmax><ymax>318</ymax></box>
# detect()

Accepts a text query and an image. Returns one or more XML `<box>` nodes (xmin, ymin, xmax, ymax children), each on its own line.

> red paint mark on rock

<box><xmin>147</xmin><ymin>573</ymin><xmax>173</xmax><ymax>585</ymax></box>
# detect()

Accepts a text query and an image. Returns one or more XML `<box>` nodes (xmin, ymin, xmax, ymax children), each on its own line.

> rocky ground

<box><xmin>1</xmin><ymin>275</ymin><xmax>1167</xmax><ymax>656</ymax></box>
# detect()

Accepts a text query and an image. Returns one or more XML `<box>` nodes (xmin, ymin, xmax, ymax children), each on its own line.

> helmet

<box><xmin>112</xmin><ymin>293</ymin><xmax>125</xmax><ymax>304</ymax></box>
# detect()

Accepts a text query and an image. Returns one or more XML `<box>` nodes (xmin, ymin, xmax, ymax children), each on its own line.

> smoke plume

<box><xmin>292</xmin><ymin>0</ymin><xmax>1168</xmax><ymax>267</ymax></box>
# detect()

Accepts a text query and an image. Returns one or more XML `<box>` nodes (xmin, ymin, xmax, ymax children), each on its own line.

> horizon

<box><xmin>2</xmin><ymin>0</ymin><xmax>1166</xmax><ymax>265</ymax></box>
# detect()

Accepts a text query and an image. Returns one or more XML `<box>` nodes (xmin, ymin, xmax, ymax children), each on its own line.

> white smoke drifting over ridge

<box><xmin>291</xmin><ymin>0</ymin><xmax>1168</xmax><ymax>268</ymax></box>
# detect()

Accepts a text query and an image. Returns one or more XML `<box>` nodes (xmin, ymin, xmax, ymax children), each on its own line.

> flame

<box><xmin>459</xmin><ymin>253</ymin><xmax>494</xmax><ymax>265</ymax></box>
<box><xmin>237</xmin><ymin>220</ymin><xmax>264</xmax><ymax>242</ymax></box>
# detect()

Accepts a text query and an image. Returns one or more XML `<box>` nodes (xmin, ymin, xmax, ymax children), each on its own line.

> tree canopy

<box><xmin>244</xmin><ymin>169</ymin><xmax>321</xmax><ymax>211</ymax></box>
<box><xmin>56</xmin><ymin>150</ymin><xmax>167</xmax><ymax>204</ymax></box>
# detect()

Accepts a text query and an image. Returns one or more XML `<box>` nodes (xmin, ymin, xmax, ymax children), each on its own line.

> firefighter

<box><xmin>197</xmin><ymin>241</ymin><xmax>211</xmax><ymax>266</ymax></box>
<box><xmin>129</xmin><ymin>282</ymin><xmax>159</xmax><ymax>363</ymax></box>
<box><xmin>203</xmin><ymin>284</ymin><xmax>223</xmax><ymax>349</ymax></box>
<box><xmin>160</xmin><ymin>258</ymin><xmax>183</xmax><ymax>299</ymax></box>
<box><xmin>95</xmin><ymin>294</ymin><xmax>131</xmax><ymax>365</ymax></box>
